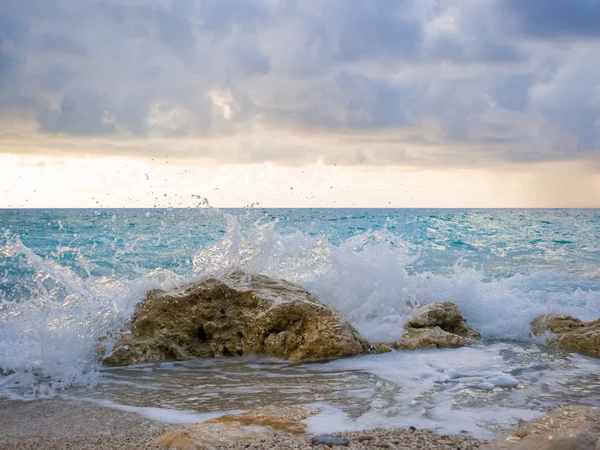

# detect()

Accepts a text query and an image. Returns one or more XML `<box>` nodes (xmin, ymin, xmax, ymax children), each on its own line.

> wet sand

<box><xmin>0</xmin><ymin>398</ymin><xmax>486</xmax><ymax>450</ymax></box>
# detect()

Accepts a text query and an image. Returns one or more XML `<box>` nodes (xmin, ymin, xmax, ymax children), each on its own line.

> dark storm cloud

<box><xmin>501</xmin><ymin>0</ymin><xmax>600</xmax><ymax>39</ymax></box>
<box><xmin>0</xmin><ymin>0</ymin><xmax>599</xmax><ymax>164</ymax></box>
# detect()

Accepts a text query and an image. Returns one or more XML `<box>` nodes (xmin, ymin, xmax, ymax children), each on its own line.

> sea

<box><xmin>1</xmin><ymin>208</ymin><xmax>599</xmax><ymax>438</ymax></box>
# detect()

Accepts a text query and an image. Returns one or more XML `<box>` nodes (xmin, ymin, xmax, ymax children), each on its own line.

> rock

<box><xmin>157</xmin><ymin>422</ymin><xmax>271</xmax><ymax>450</ymax></box>
<box><xmin>374</xmin><ymin>343</ymin><xmax>392</xmax><ymax>354</ymax></box>
<box><xmin>484</xmin><ymin>405</ymin><xmax>600</xmax><ymax>449</ymax></box>
<box><xmin>394</xmin><ymin>302</ymin><xmax>479</xmax><ymax>350</ymax></box>
<box><xmin>395</xmin><ymin>326</ymin><xmax>465</xmax><ymax>350</ymax></box>
<box><xmin>531</xmin><ymin>314</ymin><xmax>600</xmax><ymax>357</ymax></box>
<box><xmin>156</xmin><ymin>405</ymin><xmax>315</xmax><ymax>450</ymax></box>
<box><xmin>102</xmin><ymin>272</ymin><xmax>370</xmax><ymax>366</ymax></box>
<box><xmin>357</xmin><ymin>434</ymin><xmax>374</xmax><ymax>441</ymax></box>
<box><xmin>311</xmin><ymin>434</ymin><xmax>350</xmax><ymax>446</ymax></box>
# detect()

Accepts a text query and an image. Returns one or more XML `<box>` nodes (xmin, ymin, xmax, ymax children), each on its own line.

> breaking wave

<box><xmin>0</xmin><ymin>208</ymin><xmax>598</xmax><ymax>396</ymax></box>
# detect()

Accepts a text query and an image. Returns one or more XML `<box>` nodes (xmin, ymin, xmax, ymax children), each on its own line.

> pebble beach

<box><xmin>0</xmin><ymin>398</ymin><xmax>485</xmax><ymax>450</ymax></box>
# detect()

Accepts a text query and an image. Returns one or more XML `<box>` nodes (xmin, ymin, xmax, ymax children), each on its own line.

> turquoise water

<box><xmin>0</xmin><ymin>208</ymin><xmax>599</xmax><ymax>405</ymax></box>
<box><xmin>2</xmin><ymin>208</ymin><xmax>599</xmax><ymax>297</ymax></box>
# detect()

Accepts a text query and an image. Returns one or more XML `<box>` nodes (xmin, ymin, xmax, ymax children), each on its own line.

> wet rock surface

<box><xmin>102</xmin><ymin>272</ymin><xmax>369</xmax><ymax>365</ymax></box>
<box><xmin>484</xmin><ymin>405</ymin><xmax>600</xmax><ymax>449</ymax></box>
<box><xmin>393</xmin><ymin>301</ymin><xmax>480</xmax><ymax>350</ymax></box>
<box><xmin>531</xmin><ymin>314</ymin><xmax>600</xmax><ymax>357</ymax></box>
<box><xmin>156</xmin><ymin>405</ymin><xmax>315</xmax><ymax>449</ymax></box>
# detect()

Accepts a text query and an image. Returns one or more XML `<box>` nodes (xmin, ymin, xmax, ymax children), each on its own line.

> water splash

<box><xmin>190</xmin><ymin>213</ymin><xmax>598</xmax><ymax>342</ymax></box>
<box><xmin>0</xmin><ymin>235</ymin><xmax>181</xmax><ymax>396</ymax></box>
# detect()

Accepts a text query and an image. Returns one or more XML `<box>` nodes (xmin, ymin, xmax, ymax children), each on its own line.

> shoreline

<box><xmin>0</xmin><ymin>398</ymin><xmax>486</xmax><ymax>450</ymax></box>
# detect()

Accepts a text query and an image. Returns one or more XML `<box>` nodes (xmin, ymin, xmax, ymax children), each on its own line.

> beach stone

<box><xmin>156</xmin><ymin>405</ymin><xmax>315</xmax><ymax>449</ymax></box>
<box><xmin>394</xmin><ymin>302</ymin><xmax>480</xmax><ymax>350</ymax></box>
<box><xmin>101</xmin><ymin>272</ymin><xmax>369</xmax><ymax>365</ymax></box>
<box><xmin>357</xmin><ymin>434</ymin><xmax>374</xmax><ymax>441</ymax></box>
<box><xmin>157</xmin><ymin>421</ymin><xmax>272</xmax><ymax>450</ymax></box>
<box><xmin>484</xmin><ymin>405</ymin><xmax>600</xmax><ymax>449</ymax></box>
<box><xmin>374</xmin><ymin>343</ymin><xmax>392</xmax><ymax>353</ymax></box>
<box><xmin>311</xmin><ymin>434</ymin><xmax>350</xmax><ymax>446</ymax></box>
<box><xmin>531</xmin><ymin>314</ymin><xmax>600</xmax><ymax>357</ymax></box>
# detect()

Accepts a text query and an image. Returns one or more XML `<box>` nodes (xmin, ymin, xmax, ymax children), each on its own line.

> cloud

<box><xmin>501</xmin><ymin>0</ymin><xmax>600</xmax><ymax>39</ymax></box>
<box><xmin>0</xmin><ymin>0</ymin><xmax>599</xmax><ymax>167</ymax></box>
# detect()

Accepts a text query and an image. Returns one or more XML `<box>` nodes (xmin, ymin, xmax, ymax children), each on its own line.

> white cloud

<box><xmin>208</xmin><ymin>89</ymin><xmax>233</xmax><ymax>121</ymax></box>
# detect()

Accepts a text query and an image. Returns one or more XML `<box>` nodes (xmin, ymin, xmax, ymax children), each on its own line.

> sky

<box><xmin>1</xmin><ymin>0</ymin><xmax>600</xmax><ymax>207</ymax></box>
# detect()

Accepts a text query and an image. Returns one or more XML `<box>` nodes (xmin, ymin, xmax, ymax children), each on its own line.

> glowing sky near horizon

<box><xmin>1</xmin><ymin>0</ymin><xmax>600</xmax><ymax>207</ymax></box>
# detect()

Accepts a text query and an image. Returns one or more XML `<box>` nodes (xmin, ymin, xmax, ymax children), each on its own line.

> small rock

<box><xmin>357</xmin><ymin>434</ymin><xmax>374</xmax><ymax>441</ymax></box>
<box><xmin>311</xmin><ymin>434</ymin><xmax>350</xmax><ymax>447</ymax></box>
<box><xmin>376</xmin><ymin>443</ymin><xmax>391</xmax><ymax>448</ymax></box>
<box><xmin>394</xmin><ymin>302</ymin><xmax>480</xmax><ymax>351</ymax></box>
<box><xmin>513</xmin><ymin>430</ymin><xmax>529</xmax><ymax>438</ymax></box>
<box><xmin>409</xmin><ymin>426</ymin><xmax>417</xmax><ymax>431</ymax></box>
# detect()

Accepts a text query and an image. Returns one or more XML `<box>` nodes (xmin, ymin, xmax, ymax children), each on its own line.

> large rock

<box><xmin>101</xmin><ymin>272</ymin><xmax>370</xmax><ymax>366</ymax></box>
<box><xmin>531</xmin><ymin>314</ymin><xmax>600</xmax><ymax>357</ymax></box>
<box><xmin>484</xmin><ymin>405</ymin><xmax>600</xmax><ymax>449</ymax></box>
<box><xmin>156</xmin><ymin>405</ymin><xmax>315</xmax><ymax>450</ymax></box>
<box><xmin>394</xmin><ymin>302</ymin><xmax>480</xmax><ymax>350</ymax></box>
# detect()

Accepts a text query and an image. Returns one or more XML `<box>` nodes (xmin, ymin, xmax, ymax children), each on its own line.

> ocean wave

<box><xmin>0</xmin><ymin>209</ymin><xmax>598</xmax><ymax>396</ymax></box>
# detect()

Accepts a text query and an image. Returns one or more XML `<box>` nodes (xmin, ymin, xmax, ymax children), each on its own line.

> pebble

<box><xmin>357</xmin><ymin>434</ymin><xmax>374</xmax><ymax>441</ymax></box>
<box><xmin>311</xmin><ymin>434</ymin><xmax>350</xmax><ymax>446</ymax></box>
<box><xmin>218</xmin><ymin>427</ymin><xmax>486</xmax><ymax>449</ymax></box>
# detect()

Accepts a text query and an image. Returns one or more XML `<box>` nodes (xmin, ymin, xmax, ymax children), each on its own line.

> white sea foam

<box><xmin>303</xmin><ymin>402</ymin><xmax>544</xmax><ymax>439</ymax></box>
<box><xmin>75</xmin><ymin>398</ymin><xmax>246</xmax><ymax>424</ymax></box>
<box><xmin>300</xmin><ymin>343</ymin><xmax>599</xmax><ymax>438</ymax></box>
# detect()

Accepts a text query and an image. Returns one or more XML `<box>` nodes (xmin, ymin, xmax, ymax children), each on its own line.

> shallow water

<box><xmin>1</xmin><ymin>208</ymin><xmax>599</xmax><ymax>437</ymax></box>
<box><xmin>47</xmin><ymin>341</ymin><xmax>599</xmax><ymax>439</ymax></box>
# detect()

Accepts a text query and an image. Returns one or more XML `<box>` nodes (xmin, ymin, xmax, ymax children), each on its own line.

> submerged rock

<box><xmin>484</xmin><ymin>405</ymin><xmax>600</xmax><ymax>449</ymax></box>
<box><xmin>394</xmin><ymin>302</ymin><xmax>480</xmax><ymax>350</ymax></box>
<box><xmin>157</xmin><ymin>405</ymin><xmax>315</xmax><ymax>449</ymax></box>
<box><xmin>531</xmin><ymin>314</ymin><xmax>600</xmax><ymax>357</ymax></box>
<box><xmin>101</xmin><ymin>272</ymin><xmax>369</xmax><ymax>366</ymax></box>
